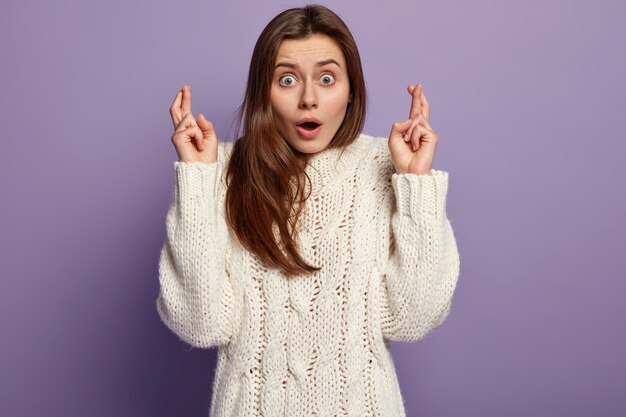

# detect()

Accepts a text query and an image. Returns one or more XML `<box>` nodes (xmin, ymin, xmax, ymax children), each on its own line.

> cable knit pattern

<box><xmin>156</xmin><ymin>132</ymin><xmax>461</xmax><ymax>417</ymax></box>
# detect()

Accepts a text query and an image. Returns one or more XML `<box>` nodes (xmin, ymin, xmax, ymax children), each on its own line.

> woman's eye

<box><xmin>278</xmin><ymin>74</ymin><xmax>335</xmax><ymax>86</ymax></box>
<box><xmin>279</xmin><ymin>75</ymin><xmax>295</xmax><ymax>86</ymax></box>
<box><xmin>320</xmin><ymin>74</ymin><xmax>335</xmax><ymax>85</ymax></box>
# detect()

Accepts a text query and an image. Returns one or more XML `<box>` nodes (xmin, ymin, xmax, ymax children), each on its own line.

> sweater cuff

<box><xmin>173</xmin><ymin>161</ymin><xmax>223</xmax><ymax>198</ymax></box>
<box><xmin>391</xmin><ymin>169</ymin><xmax>449</xmax><ymax>220</ymax></box>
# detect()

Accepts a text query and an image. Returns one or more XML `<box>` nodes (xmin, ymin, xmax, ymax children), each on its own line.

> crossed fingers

<box><xmin>169</xmin><ymin>84</ymin><xmax>193</xmax><ymax>130</ymax></box>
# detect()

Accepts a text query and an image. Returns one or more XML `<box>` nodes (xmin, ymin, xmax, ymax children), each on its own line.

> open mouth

<box><xmin>297</xmin><ymin>121</ymin><xmax>321</xmax><ymax>131</ymax></box>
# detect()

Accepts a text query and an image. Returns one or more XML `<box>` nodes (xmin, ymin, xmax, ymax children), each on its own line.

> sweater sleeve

<box><xmin>155</xmin><ymin>157</ymin><xmax>240</xmax><ymax>348</ymax></box>
<box><xmin>379</xmin><ymin>169</ymin><xmax>461</xmax><ymax>343</ymax></box>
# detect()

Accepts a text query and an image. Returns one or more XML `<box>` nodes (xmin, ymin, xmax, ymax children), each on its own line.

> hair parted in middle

<box><xmin>225</xmin><ymin>4</ymin><xmax>367</xmax><ymax>277</ymax></box>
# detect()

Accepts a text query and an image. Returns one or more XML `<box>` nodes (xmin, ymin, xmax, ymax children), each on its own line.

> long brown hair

<box><xmin>225</xmin><ymin>4</ymin><xmax>367</xmax><ymax>277</ymax></box>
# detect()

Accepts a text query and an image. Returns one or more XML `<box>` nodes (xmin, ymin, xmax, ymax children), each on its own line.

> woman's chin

<box><xmin>281</xmin><ymin>126</ymin><xmax>336</xmax><ymax>156</ymax></box>
<box><xmin>292</xmin><ymin>138</ymin><xmax>331</xmax><ymax>155</ymax></box>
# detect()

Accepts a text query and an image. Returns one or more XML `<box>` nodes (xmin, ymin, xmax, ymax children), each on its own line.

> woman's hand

<box><xmin>170</xmin><ymin>84</ymin><xmax>218</xmax><ymax>163</ymax></box>
<box><xmin>387</xmin><ymin>82</ymin><xmax>438</xmax><ymax>175</ymax></box>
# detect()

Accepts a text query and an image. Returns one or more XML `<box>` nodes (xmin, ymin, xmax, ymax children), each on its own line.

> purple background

<box><xmin>1</xmin><ymin>0</ymin><xmax>624</xmax><ymax>416</ymax></box>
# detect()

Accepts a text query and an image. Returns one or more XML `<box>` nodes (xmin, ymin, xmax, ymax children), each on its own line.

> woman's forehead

<box><xmin>275</xmin><ymin>34</ymin><xmax>344</xmax><ymax>63</ymax></box>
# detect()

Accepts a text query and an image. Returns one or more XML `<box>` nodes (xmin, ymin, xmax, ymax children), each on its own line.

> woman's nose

<box><xmin>298</xmin><ymin>83</ymin><xmax>318</xmax><ymax>109</ymax></box>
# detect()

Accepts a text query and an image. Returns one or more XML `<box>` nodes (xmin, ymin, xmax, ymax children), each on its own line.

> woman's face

<box><xmin>270</xmin><ymin>33</ymin><xmax>351</xmax><ymax>156</ymax></box>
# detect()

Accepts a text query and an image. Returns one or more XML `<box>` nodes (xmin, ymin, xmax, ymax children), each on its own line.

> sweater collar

<box><xmin>303</xmin><ymin>133</ymin><xmax>366</xmax><ymax>191</ymax></box>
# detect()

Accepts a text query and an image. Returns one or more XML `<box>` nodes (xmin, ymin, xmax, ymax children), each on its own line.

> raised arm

<box><xmin>156</xmin><ymin>142</ymin><xmax>241</xmax><ymax>348</ymax></box>
<box><xmin>377</xmin><ymin>81</ymin><xmax>461</xmax><ymax>342</ymax></box>
<box><xmin>378</xmin><ymin>168</ymin><xmax>461</xmax><ymax>342</ymax></box>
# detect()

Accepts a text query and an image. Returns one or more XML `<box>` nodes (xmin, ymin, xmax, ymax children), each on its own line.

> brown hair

<box><xmin>224</xmin><ymin>4</ymin><xmax>367</xmax><ymax>277</ymax></box>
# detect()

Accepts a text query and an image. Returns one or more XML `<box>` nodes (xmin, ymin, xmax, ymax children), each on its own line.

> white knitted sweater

<box><xmin>156</xmin><ymin>132</ymin><xmax>460</xmax><ymax>417</ymax></box>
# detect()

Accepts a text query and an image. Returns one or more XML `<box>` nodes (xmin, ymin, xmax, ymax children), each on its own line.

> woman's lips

<box><xmin>295</xmin><ymin>123</ymin><xmax>322</xmax><ymax>139</ymax></box>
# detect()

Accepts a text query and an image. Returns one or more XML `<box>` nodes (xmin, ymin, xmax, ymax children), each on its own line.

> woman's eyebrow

<box><xmin>274</xmin><ymin>58</ymin><xmax>341</xmax><ymax>70</ymax></box>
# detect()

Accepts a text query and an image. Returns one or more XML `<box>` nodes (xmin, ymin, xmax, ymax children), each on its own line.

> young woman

<box><xmin>157</xmin><ymin>4</ymin><xmax>460</xmax><ymax>417</ymax></box>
